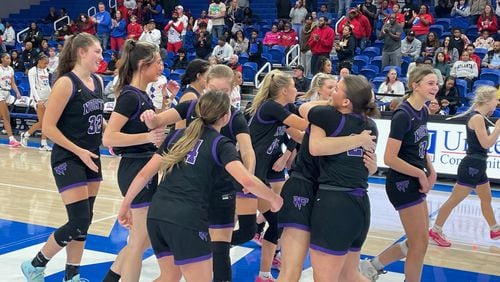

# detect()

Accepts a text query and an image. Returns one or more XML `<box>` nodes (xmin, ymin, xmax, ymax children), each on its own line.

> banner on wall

<box><xmin>374</xmin><ymin>119</ymin><xmax>500</xmax><ymax>180</ymax></box>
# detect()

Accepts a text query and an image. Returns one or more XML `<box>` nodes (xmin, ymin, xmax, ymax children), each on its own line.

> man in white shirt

<box><xmin>212</xmin><ymin>36</ymin><xmax>234</xmax><ymax>63</ymax></box>
<box><xmin>139</xmin><ymin>19</ymin><xmax>162</xmax><ymax>47</ymax></box>
<box><xmin>176</xmin><ymin>5</ymin><xmax>189</xmax><ymax>42</ymax></box>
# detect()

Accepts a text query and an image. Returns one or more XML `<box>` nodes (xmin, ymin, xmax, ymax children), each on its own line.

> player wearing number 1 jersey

<box><xmin>117</xmin><ymin>90</ymin><xmax>282</xmax><ymax>282</ymax></box>
<box><xmin>21</xmin><ymin>33</ymin><xmax>105</xmax><ymax>282</ymax></box>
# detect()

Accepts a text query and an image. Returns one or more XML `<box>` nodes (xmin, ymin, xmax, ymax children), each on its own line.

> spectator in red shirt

<box><xmin>278</xmin><ymin>22</ymin><xmax>298</xmax><ymax>49</ymax></box>
<box><xmin>263</xmin><ymin>24</ymin><xmax>280</xmax><ymax>47</ymax></box>
<box><xmin>127</xmin><ymin>15</ymin><xmax>142</xmax><ymax>40</ymax></box>
<box><xmin>309</xmin><ymin>16</ymin><xmax>335</xmax><ymax>75</ymax></box>
<box><xmin>412</xmin><ymin>4</ymin><xmax>434</xmax><ymax>43</ymax></box>
<box><xmin>465</xmin><ymin>44</ymin><xmax>481</xmax><ymax>73</ymax></box>
<box><xmin>386</xmin><ymin>3</ymin><xmax>405</xmax><ymax>24</ymax></box>
<box><xmin>477</xmin><ymin>4</ymin><xmax>498</xmax><ymax>35</ymax></box>
<box><xmin>226</xmin><ymin>54</ymin><xmax>243</xmax><ymax>72</ymax></box>
<box><xmin>337</xmin><ymin>8</ymin><xmax>372</xmax><ymax>49</ymax></box>
<box><xmin>77</xmin><ymin>14</ymin><xmax>96</xmax><ymax>35</ymax></box>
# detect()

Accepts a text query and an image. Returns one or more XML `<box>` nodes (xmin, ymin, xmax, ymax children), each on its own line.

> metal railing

<box><xmin>285</xmin><ymin>44</ymin><xmax>300</xmax><ymax>67</ymax></box>
<box><xmin>335</xmin><ymin>16</ymin><xmax>345</xmax><ymax>40</ymax></box>
<box><xmin>88</xmin><ymin>6</ymin><xmax>96</xmax><ymax>17</ymax></box>
<box><xmin>16</xmin><ymin>27</ymin><xmax>29</xmax><ymax>44</ymax></box>
<box><xmin>255</xmin><ymin>62</ymin><xmax>271</xmax><ymax>89</ymax></box>
<box><xmin>54</xmin><ymin>15</ymin><xmax>70</xmax><ymax>31</ymax></box>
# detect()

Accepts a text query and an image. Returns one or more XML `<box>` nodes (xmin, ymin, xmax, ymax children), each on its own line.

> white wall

<box><xmin>0</xmin><ymin>0</ymin><xmax>43</xmax><ymax>18</ymax></box>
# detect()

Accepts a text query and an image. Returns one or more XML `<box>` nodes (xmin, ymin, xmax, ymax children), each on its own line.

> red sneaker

<box><xmin>491</xmin><ymin>229</ymin><xmax>500</xmax><ymax>240</ymax></box>
<box><xmin>252</xmin><ymin>232</ymin><xmax>263</xmax><ymax>246</ymax></box>
<box><xmin>255</xmin><ymin>276</ymin><xmax>275</xmax><ymax>282</ymax></box>
<box><xmin>9</xmin><ymin>139</ymin><xmax>21</xmax><ymax>147</ymax></box>
<box><xmin>429</xmin><ymin>229</ymin><xmax>451</xmax><ymax>247</ymax></box>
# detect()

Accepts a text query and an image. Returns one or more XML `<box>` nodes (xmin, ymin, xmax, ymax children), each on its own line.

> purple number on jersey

<box><xmin>186</xmin><ymin>139</ymin><xmax>204</xmax><ymax>165</ymax></box>
<box><xmin>347</xmin><ymin>147</ymin><xmax>364</xmax><ymax>157</ymax></box>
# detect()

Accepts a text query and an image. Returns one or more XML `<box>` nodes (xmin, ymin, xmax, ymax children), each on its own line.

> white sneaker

<box><xmin>39</xmin><ymin>145</ymin><xmax>52</xmax><ymax>152</ymax></box>
<box><xmin>21</xmin><ymin>132</ymin><xmax>30</xmax><ymax>147</ymax></box>
<box><xmin>360</xmin><ymin>259</ymin><xmax>384</xmax><ymax>281</ymax></box>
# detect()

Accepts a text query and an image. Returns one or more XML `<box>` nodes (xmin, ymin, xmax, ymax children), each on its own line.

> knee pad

<box><xmin>75</xmin><ymin>197</ymin><xmax>96</xmax><ymax>242</ymax></box>
<box><xmin>212</xmin><ymin>241</ymin><xmax>232</xmax><ymax>282</ymax></box>
<box><xmin>231</xmin><ymin>214</ymin><xmax>257</xmax><ymax>245</ymax></box>
<box><xmin>263</xmin><ymin>211</ymin><xmax>279</xmax><ymax>245</ymax></box>
<box><xmin>398</xmin><ymin>239</ymin><xmax>408</xmax><ymax>257</ymax></box>
<box><xmin>54</xmin><ymin>199</ymin><xmax>91</xmax><ymax>246</ymax></box>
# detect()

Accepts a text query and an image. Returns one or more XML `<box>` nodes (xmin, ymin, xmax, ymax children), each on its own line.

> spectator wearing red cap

<box><xmin>337</xmin><ymin>8</ymin><xmax>371</xmax><ymax>49</ymax></box>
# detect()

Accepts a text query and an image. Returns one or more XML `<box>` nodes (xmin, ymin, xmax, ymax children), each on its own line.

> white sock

<box><xmin>24</xmin><ymin>132</ymin><xmax>31</xmax><ymax>137</ymax></box>
<box><xmin>371</xmin><ymin>257</ymin><xmax>385</xmax><ymax>271</ymax></box>
<box><xmin>9</xmin><ymin>136</ymin><xmax>15</xmax><ymax>141</ymax></box>
<box><xmin>491</xmin><ymin>224</ymin><xmax>500</xmax><ymax>231</ymax></box>
<box><xmin>41</xmin><ymin>139</ymin><xmax>47</xmax><ymax>146</ymax></box>
<box><xmin>259</xmin><ymin>271</ymin><xmax>272</xmax><ymax>278</ymax></box>
<box><xmin>432</xmin><ymin>224</ymin><xmax>443</xmax><ymax>233</ymax></box>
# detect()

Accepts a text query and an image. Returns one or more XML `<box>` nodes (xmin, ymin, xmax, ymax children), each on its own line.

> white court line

<box><xmin>0</xmin><ymin>182</ymin><xmax>122</xmax><ymax>202</ymax></box>
<box><xmin>93</xmin><ymin>214</ymin><xmax>117</xmax><ymax>223</ymax></box>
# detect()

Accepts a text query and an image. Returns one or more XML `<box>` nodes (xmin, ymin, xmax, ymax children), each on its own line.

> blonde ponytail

<box><xmin>247</xmin><ymin>69</ymin><xmax>292</xmax><ymax>115</ymax></box>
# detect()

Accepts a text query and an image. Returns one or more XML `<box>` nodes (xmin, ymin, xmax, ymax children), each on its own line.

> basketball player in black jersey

<box><xmin>360</xmin><ymin>66</ymin><xmax>438</xmax><ymax>282</ymax></box>
<box><xmin>307</xmin><ymin>75</ymin><xmax>378</xmax><ymax>282</ymax></box>
<box><xmin>140</xmin><ymin>65</ymin><xmax>255</xmax><ymax>282</ymax></box>
<box><xmin>102</xmin><ymin>40</ymin><xmax>166</xmax><ymax>282</ymax></box>
<box><xmin>175</xmin><ymin>59</ymin><xmax>210</xmax><ymax>129</ymax></box>
<box><xmin>430</xmin><ymin>86</ymin><xmax>500</xmax><ymax>247</ymax></box>
<box><xmin>117</xmin><ymin>90</ymin><xmax>282</xmax><ymax>282</ymax></box>
<box><xmin>277</xmin><ymin>75</ymin><xmax>375</xmax><ymax>282</ymax></box>
<box><xmin>21</xmin><ymin>33</ymin><xmax>105</xmax><ymax>282</ymax></box>
<box><xmin>245</xmin><ymin>70</ymin><xmax>308</xmax><ymax>282</ymax></box>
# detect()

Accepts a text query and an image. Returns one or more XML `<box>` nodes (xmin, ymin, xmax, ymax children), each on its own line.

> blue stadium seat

<box><xmin>363</xmin><ymin>64</ymin><xmax>379</xmax><ymax>73</ymax></box>
<box><xmin>455</xmin><ymin>79</ymin><xmax>468</xmax><ymax>99</ymax></box>
<box><xmin>370</xmin><ymin>56</ymin><xmax>382</xmax><ymax>70</ymax></box>
<box><xmin>353</xmin><ymin>55</ymin><xmax>370</xmax><ymax>70</ymax></box>
<box><xmin>238</xmin><ymin>53</ymin><xmax>249</xmax><ymax>64</ymax></box>
<box><xmin>472</xmin><ymin>79</ymin><xmax>495</xmax><ymax>91</ymax></box>
<box><xmin>242</xmin><ymin>64</ymin><xmax>257</xmax><ymax>83</ymax></box>
<box><xmin>244</xmin><ymin>62</ymin><xmax>258</xmax><ymax>71</ymax></box>
<box><xmin>479</xmin><ymin>72</ymin><xmax>500</xmax><ymax>86</ymax></box>
<box><xmin>474</xmin><ymin>48</ymin><xmax>488</xmax><ymax>60</ymax></box>
<box><xmin>372</xmin><ymin>76</ymin><xmax>386</xmax><ymax>92</ymax></box>
<box><xmin>435</xmin><ymin>18</ymin><xmax>451</xmax><ymax>30</ymax></box>
<box><xmin>360</xmin><ymin>68</ymin><xmax>377</xmax><ymax>81</ymax></box>
<box><xmin>163</xmin><ymin>68</ymin><xmax>170</xmax><ymax>79</ymax></box>
<box><xmin>362</xmin><ymin>47</ymin><xmax>380</xmax><ymax>58</ymax></box>
<box><xmin>269</xmin><ymin>48</ymin><xmax>285</xmax><ymax>65</ymax></box>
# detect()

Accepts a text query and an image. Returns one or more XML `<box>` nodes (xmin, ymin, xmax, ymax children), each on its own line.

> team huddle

<box><xmin>14</xmin><ymin>32</ymin><xmax>500</xmax><ymax>282</ymax></box>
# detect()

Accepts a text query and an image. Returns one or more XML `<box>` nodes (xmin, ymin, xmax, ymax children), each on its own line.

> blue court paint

<box><xmin>1</xmin><ymin>218</ymin><xmax>499</xmax><ymax>281</ymax></box>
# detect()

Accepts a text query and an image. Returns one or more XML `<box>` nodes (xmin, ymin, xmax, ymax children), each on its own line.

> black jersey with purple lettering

<box><xmin>309</xmin><ymin>105</ymin><xmax>378</xmax><ymax>189</ymax></box>
<box><xmin>52</xmin><ymin>72</ymin><xmax>104</xmax><ymax>160</ymax></box>
<box><xmin>175</xmin><ymin>100</ymin><xmax>249</xmax><ymax>143</ymax></box>
<box><xmin>389</xmin><ymin>100</ymin><xmax>429</xmax><ymax>169</ymax></box>
<box><xmin>149</xmin><ymin>126</ymin><xmax>240</xmax><ymax>230</ymax></box>
<box><xmin>249</xmin><ymin>100</ymin><xmax>293</xmax><ymax>158</ymax></box>
<box><xmin>466</xmin><ymin>111</ymin><xmax>489</xmax><ymax>157</ymax></box>
<box><xmin>112</xmin><ymin>85</ymin><xmax>157</xmax><ymax>155</ymax></box>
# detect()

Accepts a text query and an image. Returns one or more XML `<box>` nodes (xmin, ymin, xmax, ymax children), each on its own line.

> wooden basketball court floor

<box><xmin>0</xmin><ymin>144</ymin><xmax>499</xmax><ymax>281</ymax></box>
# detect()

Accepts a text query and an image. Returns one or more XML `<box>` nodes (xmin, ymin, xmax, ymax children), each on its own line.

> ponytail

<box><xmin>159</xmin><ymin>90</ymin><xmax>231</xmax><ymax>175</ymax></box>
<box><xmin>116</xmin><ymin>39</ymin><xmax>159</xmax><ymax>96</ymax></box>
<box><xmin>247</xmin><ymin>69</ymin><xmax>292</xmax><ymax>115</ymax></box>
